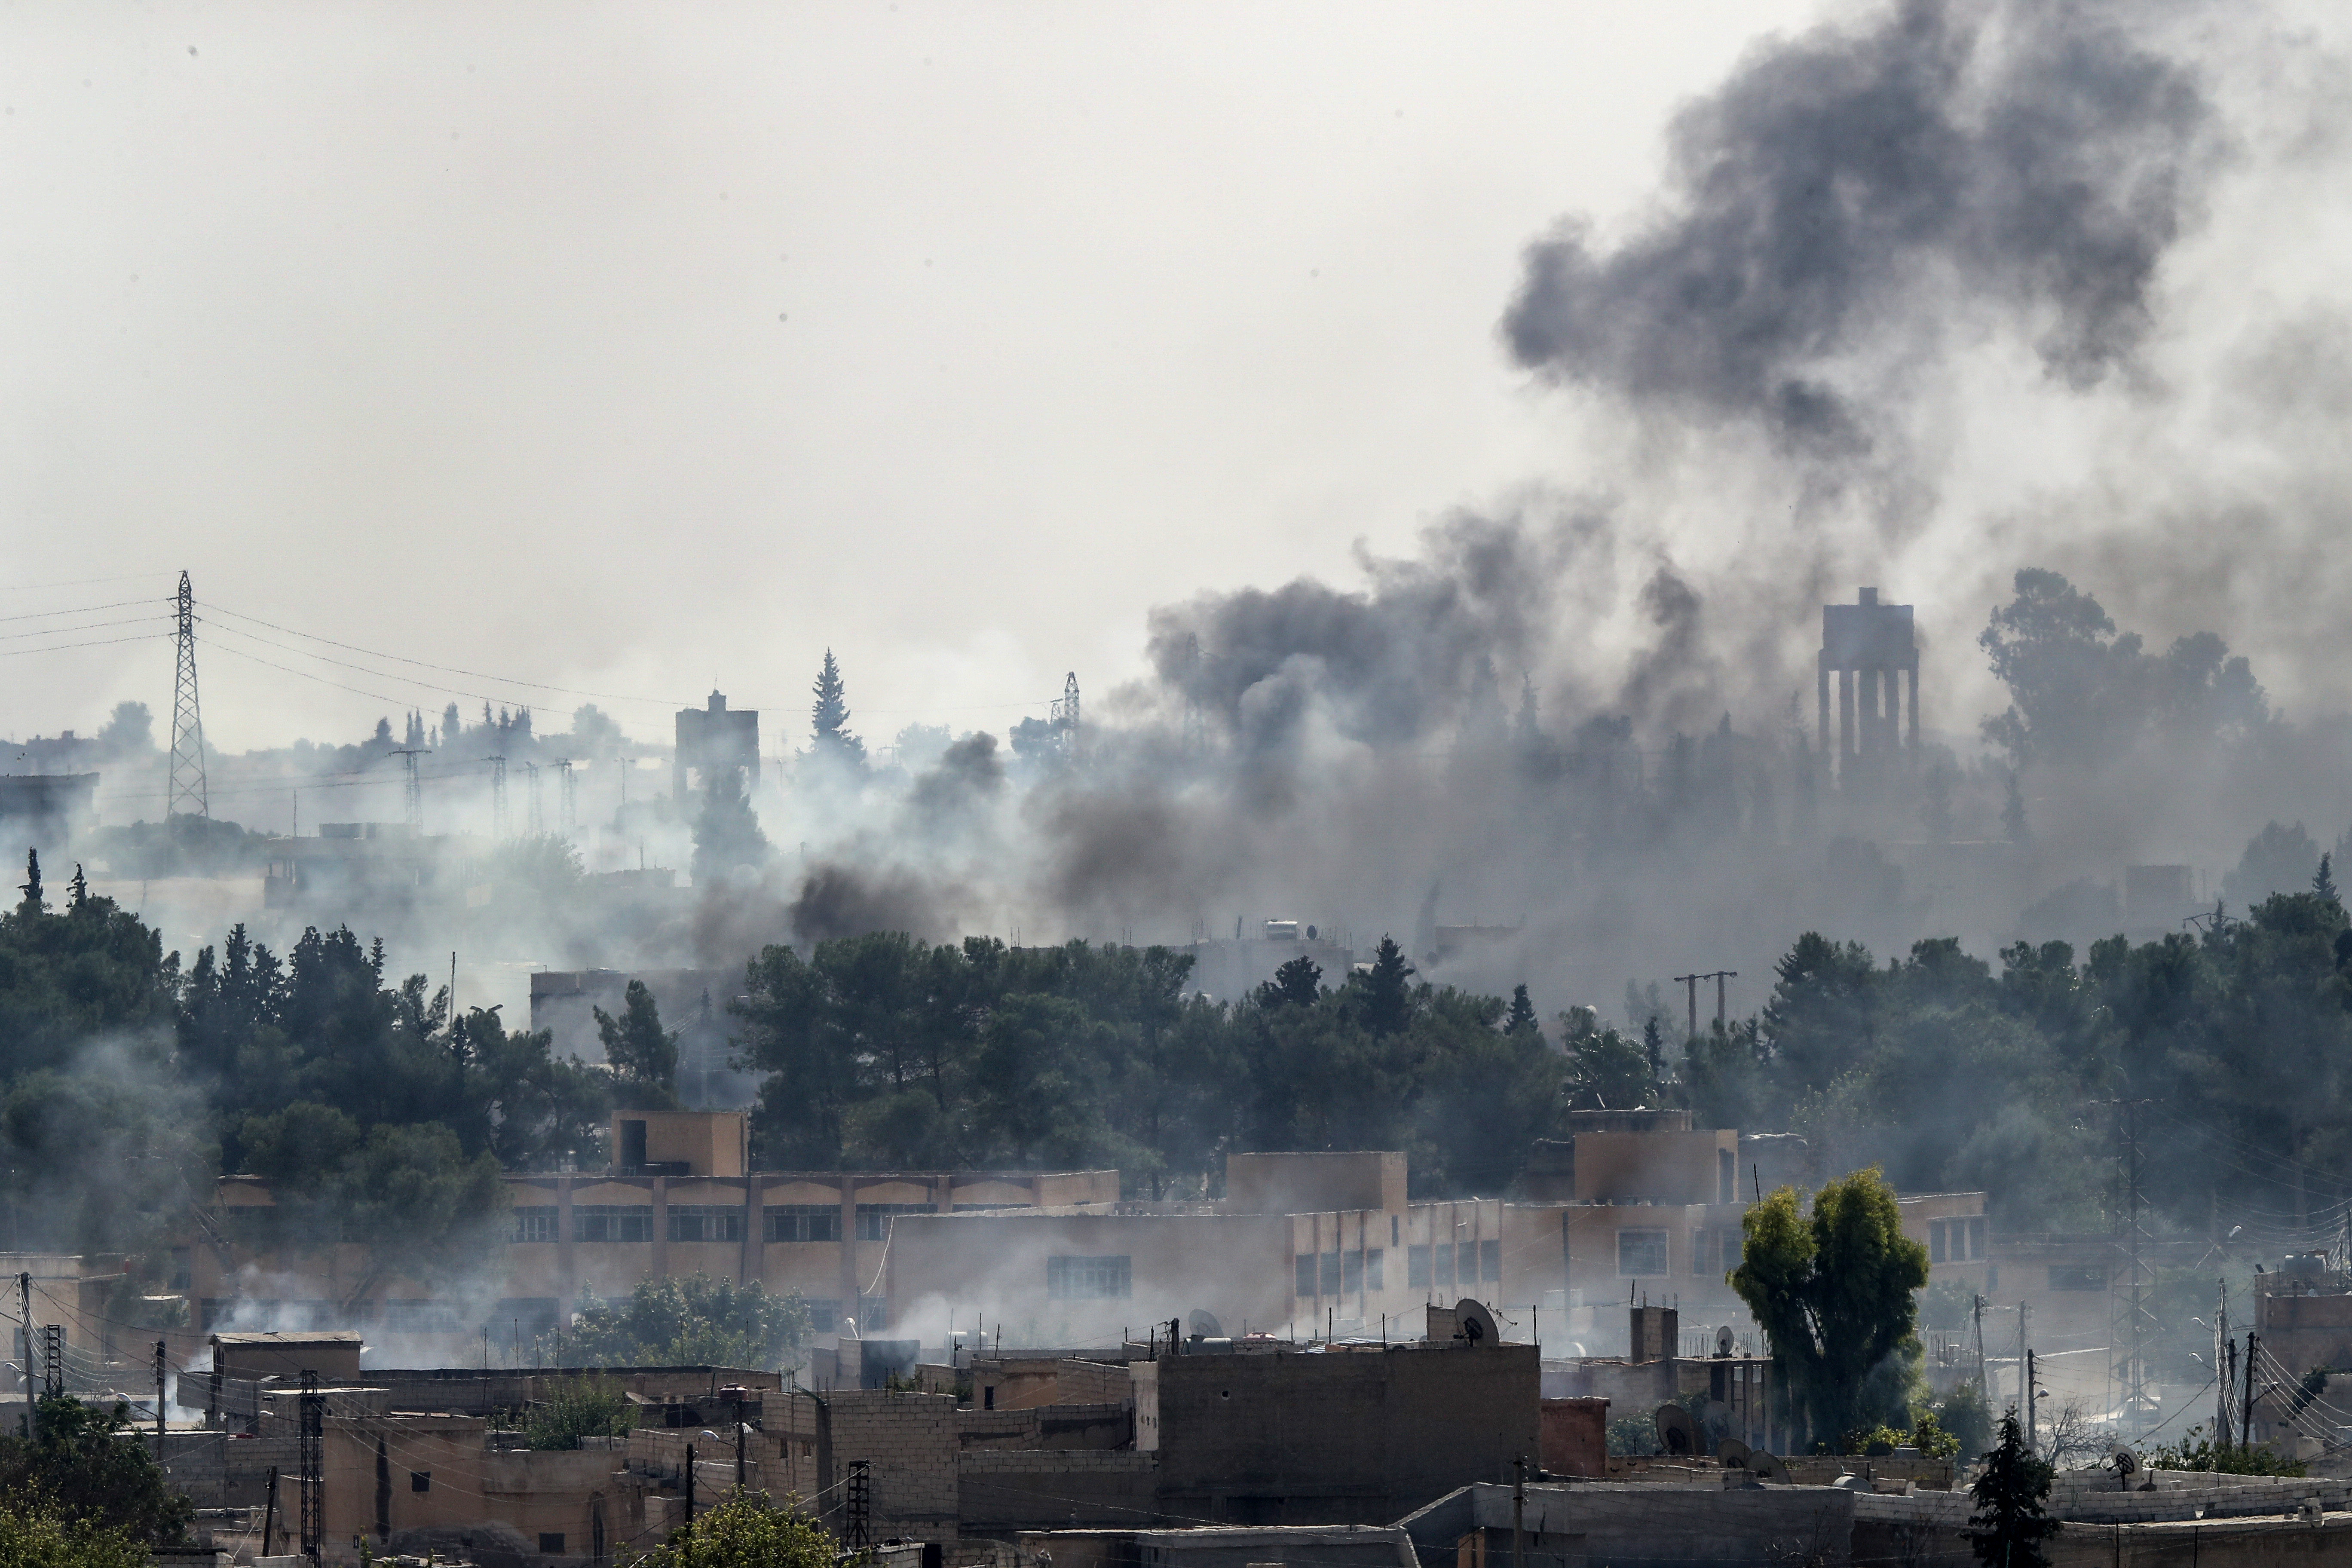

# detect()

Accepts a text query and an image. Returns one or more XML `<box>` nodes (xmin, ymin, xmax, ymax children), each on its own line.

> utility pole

<box><xmin>2243</xmin><ymin>1331</ymin><xmax>2258</xmax><ymax>1450</ymax></box>
<box><xmin>1513</xmin><ymin>1454</ymin><xmax>1527</xmax><ymax>1568</ymax></box>
<box><xmin>1972</xmin><ymin>1294</ymin><xmax>1987</xmax><ymax>1396</ymax></box>
<box><xmin>299</xmin><ymin>1369</ymin><xmax>323</xmax><ymax>1565</ymax></box>
<box><xmin>845</xmin><ymin>1458</ymin><xmax>870</xmax><ymax>1549</ymax></box>
<box><xmin>154</xmin><ymin>1340</ymin><xmax>167</xmax><ymax>1449</ymax></box>
<box><xmin>2017</xmin><ymin>1301</ymin><xmax>2031</xmax><ymax>1449</ymax></box>
<box><xmin>16</xmin><ymin>1273</ymin><xmax>28</xmax><ymax>1439</ymax></box>
<box><xmin>167</xmin><ymin>570</ymin><xmax>209</xmax><ymax>820</ymax></box>
<box><xmin>261</xmin><ymin>1467</ymin><xmax>279</xmax><ymax>1559</ymax></box>
<box><xmin>42</xmin><ymin>1324</ymin><xmax>61</xmax><ymax>1400</ymax></box>
<box><xmin>524</xmin><ymin>762</ymin><xmax>545</xmax><ymax>836</ymax></box>
<box><xmin>557</xmin><ymin>759</ymin><xmax>578</xmax><ymax>836</ymax></box>
<box><xmin>388</xmin><ymin>748</ymin><xmax>429</xmax><ymax>831</ymax></box>
<box><xmin>2102</xmin><ymin>1097</ymin><xmax>2155</xmax><ymax>1436</ymax></box>
<box><xmin>734</xmin><ymin>1392</ymin><xmax>747</xmax><ymax>1490</ymax></box>
<box><xmin>2216</xmin><ymin>1282</ymin><xmax>2232</xmax><ymax>1450</ymax></box>
<box><xmin>2025</xmin><ymin>1347</ymin><xmax>2038</xmax><ymax>1460</ymax></box>
<box><xmin>1671</xmin><ymin>971</ymin><xmax>1739</xmax><ymax>1037</ymax></box>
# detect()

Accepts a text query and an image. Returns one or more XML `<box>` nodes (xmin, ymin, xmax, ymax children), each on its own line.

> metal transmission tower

<box><xmin>1050</xmin><ymin>672</ymin><xmax>1081</xmax><ymax>758</ymax></box>
<box><xmin>167</xmin><ymin>570</ymin><xmax>209</xmax><ymax>819</ymax></box>
<box><xmin>298</xmin><ymin>1370</ymin><xmax>323</xmax><ymax>1564</ymax></box>
<box><xmin>523</xmin><ymin>763</ymin><xmax>544</xmax><ymax>835</ymax></box>
<box><xmin>388</xmin><ymin>749</ymin><xmax>429</xmax><ymax>831</ymax></box>
<box><xmin>487</xmin><ymin>756</ymin><xmax>509</xmax><ymax>838</ymax></box>
<box><xmin>557</xmin><ymin>758</ymin><xmax>577</xmax><ymax>836</ymax></box>
<box><xmin>2104</xmin><ymin>1097</ymin><xmax>2157</xmax><ymax>1436</ymax></box>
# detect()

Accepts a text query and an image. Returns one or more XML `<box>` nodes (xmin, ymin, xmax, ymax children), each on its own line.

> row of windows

<box><xmin>513</xmin><ymin>1203</ymin><xmax>940</xmax><ymax>1244</ymax></box>
<box><xmin>1406</xmin><ymin>1240</ymin><xmax>1501</xmax><ymax>1289</ymax></box>
<box><xmin>1047</xmin><ymin>1255</ymin><xmax>1132</xmax><ymax>1300</ymax></box>
<box><xmin>1930</xmin><ymin>1218</ymin><xmax>1988</xmax><ymax>1264</ymax></box>
<box><xmin>1295</xmin><ymin>1248</ymin><xmax>1387</xmax><ymax>1298</ymax></box>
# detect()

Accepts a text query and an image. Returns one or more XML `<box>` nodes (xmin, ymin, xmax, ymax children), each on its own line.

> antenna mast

<box><xmin>167</xmin><ymin>570</ymin><xmax>209</xmax><ymax>819</ymax></box>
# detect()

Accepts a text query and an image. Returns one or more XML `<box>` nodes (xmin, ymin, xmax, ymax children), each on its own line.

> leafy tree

<box><xmin>635</xmin><ymin>1491</ymin><xmax>837</xmax><ymax>1568</ymax></box>
<box><xmin>1730</xmin><ymin>1169</ymin><xmax>1929</xmax><ymax>1447</ymax></box>
<box><xmin>594</xmin><ymin>980</ymin><xmax>680</xmax><ymax>1110</ymax></box>
<box><xmin>808</xmin><ymin>649</ymin><xmax>864</xmax><ymax>763</ymax></box>
<box><xmin>515</xmin><ymin>1377</ymin><xmax>635</xmax><ymax>1450</ymax></box>
<box><xmin>234</xmin><ymin>1109</ymin><xmax>509</xmax><ymax>1309</ymax></box>
<box><xmin>1964</xmin><ymin>1411</ymin><xmax>2058</xmax><ymax>1568</ymax></box>
<box><xmin>568</xmin><ymin>1274</ymin><xmax>811</xmax><ymax>1369</ymax></box>
<box><xmin>1256</xmin><ymin>956</ymin><xmax>1322</xmax><ymax>1010</ymax></box>
<box><xmin>0</xmin><ymin>1393</ymin><xmax>192</xmax><ymax>1544</ymax></box>
<box><xmin>691</xmin><ymin>768</ymin><xmax>770</xmax><ymax>887</ymax></box>
<box><xmin>1559</xmin><ymin>1009</ymin><xmax>1659</xmax><ymax>1112</ymax></box>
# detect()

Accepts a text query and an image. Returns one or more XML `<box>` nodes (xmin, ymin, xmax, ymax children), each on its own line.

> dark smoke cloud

<box><xmin>789</xmin><ymin>862</ymin><xmax>966</xmax><ymax>946</ymax></box>
<box><xmin>907</xmin><ymin>731</ymin><xmax>1006</xmax><ymax>824</ymax></box>
<box><xmin>1145</xmin><ymin>507</ymin><xmax>1610</xmax><ymax>750</ymax></box>
<box><xmin>1502</xmin><ymin>0</ymin><xmax>2216</xmax><ymax>454</ymax></box>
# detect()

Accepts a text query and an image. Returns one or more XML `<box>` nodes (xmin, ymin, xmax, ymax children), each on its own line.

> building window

<box><xmin>1480</xmin><ymin>1239</ymin><xmax>1500</xmax><ymax>1283</ymax></box>
<box><xmin>1046</xmin><ymin>1255</ymin><xmax>1132</xmax><ymax>1301</ymax></box>
<box><xmin>1967</xmin><ymin>1217</ymin><xmax>1987</xmax><ymax>1259</ymax></box>
<box><xmin>1343</xmin><ymin>1249</ymin><xmax>1363</xmax><ymax>1296</ymax></box>
<box><xmin>2049</xmin><ymin>1265</ymin><xmax>2107</xmax><ymax>1292</ymax></box>
<box><xmin>539</xmin><ymin>1536</ymin><xmax>565</xmax><ymax>1555</ymax></box>
<box><xmin>168</xmin><ymin>1249</ymin><xmax>193</xmax><ymax>1293</ymax></box>
<box><xmin>574</xmin><ymin>1205</ymin><xmax>652</xmax><ymax>1243</ymax></box>
<box><xmin>802</xmin><ymin>1298</ymin><xmax>843</xmax><ymax>1335</ymax></box>
<box><xmin>511</xmin><ymin>1207</ymin><xmax>559</xmax><ymax>1244</ymax></box>
<box><xmin>1929</xmin><ymin>1222</ymin><xmax>1947</xmax><ymax>1264</ymax></box>
<box><xmin>855</xmin><ymin>1203</ymin><xmax>937</xmax><ymax>1241</ymax></box>
<box><xmin>1618</xmin><ymin>1230</ymin><xmax>1669</xmax><ymax>1277</ymax></box>
<box><xmin>668</xmin><ymin>1206</ymin><xmax>744</xmax><ymax>1244</ymax></box>
<box><xmin>1693</xmin><ymin>1231</ymin><xmax>1712</xmax><ymax>1277</ymax></box>
<box><xmin>1365</xmin><ymin>1248</ymin><xmax>1384</xmax><ymax>1291</ymax></box>
<box><xmin>856</xmin><ymin>1295</ymin><xmax>889</xmax><ymax>1331</ymax></box>
<box><xmin>1295</xmin><ymin>1254</ymin><xmax>1316</xmax><ymax>1297</ymax></box>
<box><xmin>411</xmin><ymin>1472</ymin><xmax>431</xmax><ymax>1493</ymax></box>
<box><xmin>765</xmin><ymin>1205</ymin><xmax>841</xmax><ymax>1243</ymax></box>
<box><xmin>382</xmin><ymin>1300</ymin><xmax>464</xmax><ymax>1334</ymax></box>
<box><xmin>494</xmin><ymin>1298</ymin><xmax>560</xmax><ymax>1339</ymax></box>
<box><xmin>1319</xmin><ymin>1250</ymin><xmax>1341</xmax><ymax>1296</ymax></box>
<box><xmin>1408</xmin><ymin>1244</ymin><xmax>1431</xmax><ymax>1289</ymax></box>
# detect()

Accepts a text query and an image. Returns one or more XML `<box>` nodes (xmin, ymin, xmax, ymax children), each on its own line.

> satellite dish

<box><xmin>1715</xmin><ymin>1325</ymin><xmax>1736</xmax><ymax>1357</ymax></box>
<box><xmin>1454</xmin><ymin>1299</ymin><xmax>1498</xmax><ymax>1347</ymax></box>
<box><xmin>2114</xmin><ymin>1448</ymin><xmax>2140</xmax><ymax>1477</ymax></box>
<box><xmin>1188</xmin><ymin>1310</ymin><xmax>1224</xmax><ymax>1339</ymax></box>
<box><xmin>1717</xmin><ymin>1438</ymin><xmax>1752</xmax><ymax>1469</ymax></box>
<box><xmin>1749</xmin><ymin>1450</ymin><xmax>1790</xmax><ymax>1483</ymax></box>
<box><xmin>1655</xmin><ymin>1403</ymin><xmax>1700</xmax><ymax>1457</ymax></box>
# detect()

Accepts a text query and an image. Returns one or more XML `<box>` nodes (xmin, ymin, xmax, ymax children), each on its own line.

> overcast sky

<box><xmin>6</xmin><ymin>0</ymin><xmax>2349</xmax><ymax>763</ymax></box>
<box><xmin>0</xmin><ymin>0</ymin><xmax>1831</xmax><ymax>753</ymax></box>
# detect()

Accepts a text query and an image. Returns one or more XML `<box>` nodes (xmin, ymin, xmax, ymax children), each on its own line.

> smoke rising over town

<box><xmin>8</xmin><ymin>0</ymin><xmax>2352</xmax><ymax>1458</ymax></box>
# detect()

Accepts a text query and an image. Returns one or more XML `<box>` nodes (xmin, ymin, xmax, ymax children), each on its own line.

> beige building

<box><xmin>195</xmin><ymin>1110</ymin><xmax>1118</xmax><ymax>1360</ymax></box>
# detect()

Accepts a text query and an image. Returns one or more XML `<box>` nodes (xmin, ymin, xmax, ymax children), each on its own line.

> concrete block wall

<box><xmin>957</xmin><ymin>1451</ymin><xmax>1158</xmax><ymax>1533</ymax></box>
<box><xmin>827</xmin><ymin>1390</ymin><xmax>963</xmax><ymax>1537</ymax></box>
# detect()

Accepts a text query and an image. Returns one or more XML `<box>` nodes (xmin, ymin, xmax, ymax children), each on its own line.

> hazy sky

<box><xmin>7</xmin><ymin>0</ymin><xmax>2350</xmax><ymax>766</ymax></box>
<box><xmin>0</xmin><ymin>0</ymin><xmax>1828</xmax><ymax>753</ymax></box>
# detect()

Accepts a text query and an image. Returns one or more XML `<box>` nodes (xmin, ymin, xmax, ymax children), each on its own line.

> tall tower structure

<box><xmin>167</xmin><ymin>570</ymin><xmax>209</xmax><ymax>819</ymax></box>
<box><xmin>487</xmin><ymin>756</ymin><xmax>509</xmax><ymax>839</ymax></box>
<box><xmin>1816</xmin><ymin>587</ymin><xmax>1917</xmax><ymax>790</ymax></box>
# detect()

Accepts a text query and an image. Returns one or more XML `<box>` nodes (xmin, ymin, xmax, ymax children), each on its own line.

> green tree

<box><xmin>1964</xmin><ymin>1411</ymin><xmax>2059</xmax><ymax>1568</ymax></box>
<box><xmin>0</xmin><ymin>1393</ymin><xmax>192</xmax><ymax>1544</ymax></box>
<box><xmin>517</xmin><ymin>1377</ymin><xmax>635</xmax><ymax>1450</ymax></box>
<box><xmin>1352</xmin><ymin>936</ymin><xmax>1415</xmax><ymax>1035</ymax></box>
<box><xmin>635</xmin><ymin>1491</ymin><xmax>836</xmax><ymax>1568</ymax></box>
<box><xmin>691</xmin><ymin>769</ymin><xmax>771</xmax><ymax>886</ymax></box>
<box><xmin>1503</xmin><ymin>984</ymin><xmax>1539</xmax><ymax>1038</ymax></box>
<box><xmin>1730</xmin><ymin>1168</ymin><xmax>1929</xmax><ymax>1447</ymax></box>
<box><xmin>568</xmin><ymin>1274</ymin><xmax>811</xmax><ymax>1369</ymax></box>
<box><xmin>808</xmin><ymin>649</ymin><xmax>864</xmax><ymax>763</ymax></box>
<box><xmin>1256</xmin><ymin>956</ymin><xmax>1322</xmax><ymax>1010</ymax></box>
<box><xmin>594</xmin><ymin>981</ymin><xmax>680</xmax><ymax>1110</ymax></box>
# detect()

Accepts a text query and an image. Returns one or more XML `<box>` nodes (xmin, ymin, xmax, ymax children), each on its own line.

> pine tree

<box><xmin>1963</xmin><ymin>1410</ymin><xmax>2059</xmax><ymax>1568</ymax></box>
<box><xmin>1255</xmin><ymin>956</ymin><xmax>1323</xmax><ymax>1010</ymax></box>
<box><xmin>1357</xmin><ymin>935</ymin><xmax>1415</xmax><ymax>1035</ymax></box>
<box><xmin>16</xmin><ymin>849</ymin><xmax>41</xmax><ymax>920</ymax></box>
<box><xmin>443</xmin><ymin>701</ymin><xmax>464</xmax><ymax>741</ymax></box>
<box><xmin>1504</xmin><ymin>983</ymin><xmax>1539</xmax><ymax>1037</ymax></box>
<box><xmin>2315</xmin><ymin>853</ymin><xmax>2339</xmax><ymax>904</ymax></box>
<box><xmin>2003</xmin><ymin>770</ymin><xmax>2030</xmax><ymax>843</ymax></box>
<box><xmin>594</xmin><ymin>980</ymin><xmax>681</xmax><ymax>1110</ymax></box>
<box><xmin>66</xmin><ymin>863</ymin><xmax>87</xmax><ymax>912</ymax></box>
<box><xmin>692</xmin><ymin>767</ymin><xmax>772</xmax><ymax>886</ymax></box>
<box><xmin>810</xmin><ymin>649</ymin><xmax>864</xmax><ymax>761</ymax></box>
